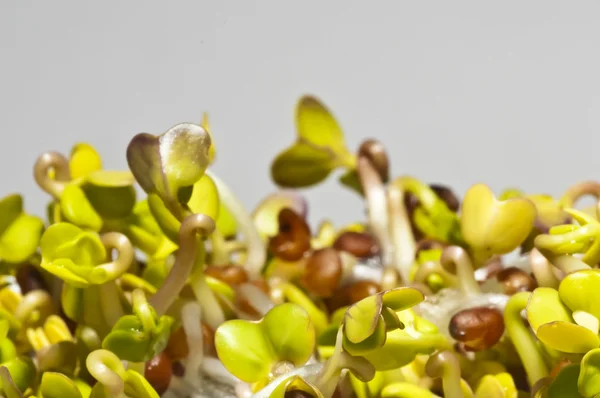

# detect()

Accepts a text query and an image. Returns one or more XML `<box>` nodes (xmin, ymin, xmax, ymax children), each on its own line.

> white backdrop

<box><xmin>2</xmin><ymin>1</ymin><xmax>600</xmax><ymax>228</ymax></box>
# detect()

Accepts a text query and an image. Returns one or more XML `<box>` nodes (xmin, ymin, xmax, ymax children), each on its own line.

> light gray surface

<box><xmin>2</xmin><ymin>1</ymin><xmax>600</xmax><ymax>227</ymax></box>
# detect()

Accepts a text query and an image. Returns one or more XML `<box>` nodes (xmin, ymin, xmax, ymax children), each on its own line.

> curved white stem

<box><xmin>387</xmin><ymin>183</ymin><xmax>416</xmax><ymax>282</ymax></box>
<box><xmin>357</xmin><ymin>157</ymin><xmax>392</xmax><ymax>267</ymax></box>
<box><xmin>207</xmin><ymin>171</ymin><xmax>266</xmax><ymax>277</ymax></box>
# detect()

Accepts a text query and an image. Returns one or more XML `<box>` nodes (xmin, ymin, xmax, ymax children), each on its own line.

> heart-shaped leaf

<box><xmin>559</xmin><ymin>270</ymin><xmax>600</xmax><ymax>320</ymax></box>
<box><xmin>214</xmin><ymin>319</ymin><xmax>276</xmax><ymax>383</ymax></box>
<box><xmin>261</xmin><ymin>303</ymin><xmax>316</xmax><ymax>366</ymax></box>
<box><xmin>461</xmin><ymin>184</ymin><xmax>536</xmax><ymax>258</ymax></box>
<box><xmin>579</xmin><ymin>348</ymin><xmax>600</xmax><ymax>397</ymax></box>
<box><xmin>126</xmin><ymin>123</ymin><xmax>212</xmax><ymax>212</ymax></box>
<box><xmin>215</xmin><ymin>303</ymin><xmax>315</xmax><ymax>383</ymax></box>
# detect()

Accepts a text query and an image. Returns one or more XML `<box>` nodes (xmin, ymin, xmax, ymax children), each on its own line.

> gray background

<box><xmin>2</xmin><ymin>1</ymin><xmax>600</xmax><ymax>228</ymax></box>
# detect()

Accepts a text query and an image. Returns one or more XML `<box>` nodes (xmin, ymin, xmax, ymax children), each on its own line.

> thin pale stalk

<box><xmin>189</xmin><ymin>258</ymin><xmax>226</xmax><ymax>329</ymax></box>
<box><xmin>150</xmin><ymin>214</ymin><xmax>215</xmax><ymax>316</ymax></box>
<box><xmin>387</xmin><ymin>183</ymin><xmax>416</xmax><ymax>283</ymax></box>
<box><xmin>207</xmin><ymin>171</ymin><xmax>265</xmax><ymax>277</ymax></box>
<box><xmin>33</xmin><ymin>151</ymin><xmax>70</xmax><ymax>199</ymax></box>
<box><xmin>504</xmin><ymin>292</ymin><xmax>549</xmax><ymax>387</ymax></box>
<box><xmin>440</xmin><ymin>246</ymin><xmax>480</xmax><ymax>297</ymax></box>
<box><xmin>357</xmin><ymin>157</ymin><xmax>392</xmax><ymax>267</ymax></box>
<box><xmin>529</xmin><ymin>249</ymin><xmax>561</xmax><ymax>289</ymax></box>
<box><xmin>425</xmin><ymin>351</ymin><xmax>465</xmax><ymax>398</ymax></box>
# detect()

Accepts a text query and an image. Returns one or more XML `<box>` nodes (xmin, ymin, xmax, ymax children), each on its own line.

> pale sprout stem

<box><xmin>207</xmin><ymin>171</ymin><xmax>266</xmax><ymax>278</ymax></box>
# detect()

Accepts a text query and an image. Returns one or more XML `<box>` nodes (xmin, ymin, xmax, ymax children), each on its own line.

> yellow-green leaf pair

<box><xmin>461</xmin><ymin>184</ymin><xmax>537</xmax><ymax>265</ymax></box>
<box><xmin>127</xmin><ymin>123</ymin><xmax>212</xmax><ymax>218</ymax></box>
<box><xmin>102</xmin><ymin>290</ymin><xmax>174</xmax><ymax>362</ymax></box>
<box><xmin>50</xmin><ymin>143</ymin><xmax>137</xmax><ymax>231</ymax></box>
<box><xmin>527</xmin><ymin>269</ymin><xmax>600</xmax><ymax>354</ymax></box>
<box><xmin>214</xmin><ymin>303</ymin><xmax>316</xmax><ymax>384</ymax></box>
<box><xmin>358</xmin><ymin>309</ymin><xmax>447</xmax><ymax>371</ymax></box>
<box><xmin>39</xmin><ymin>224</ymin><xmax>113</xmax><ymax>288</ymax></box>
<box><xmin>271</xmin><ymin>96</ymin><xmax>356</xmax><ymax>188</ymax></box>
<box><xmin>342</xmin><ymin>287</ymin><xmax>424</xmax><ymax>358</ymax></box>
<box><xmin>535</xmin><ymin>208</ymin><xmax>600</xmax><ymax>268</ymax></box>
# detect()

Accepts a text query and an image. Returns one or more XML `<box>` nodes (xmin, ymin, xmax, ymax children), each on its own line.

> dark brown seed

<box><xmin>268</xmin><ymin>208</ymin><xmax>311</xmax><ymax>261</ymax></box>
<box><xmin>358</xmin><ymin>139</ymin><xmax>390</xmax><ymax>182</ymax></box>
<box><xmin>333</xmin><ymin>231</ymin><xmax>380</xmax><ymax>258</ymax></box>
<box><xmin>302</xmin><ymin>248</ymin><xmax>343</xmax><ymax>298</ymax></box>
<box><xmin>284</xmin><ymin>390</ymin><xmax>314</xmax><ymax>398</ymax></box>
<box><xmin>16</xmin><ymin>264</ymin><xmax>48</xmax><ymax>294</ymax></box>
<box><xmin>164</xmin><ymin>327</ymin><xmax>189</xmax><ymax>361</ymax></box>
<box><xmin>430</xmin><ymin>184</ymin><xmax>460</xmax><ymax>212</ymax></box>
<box><xmin>172</xmin><ymin>361</ymin><xmax>185</xmax><ymax>378</ymax></box>
<box><xmin>324</xmin><ymin>286</ymin><xmax>351</xmax><ymax>313</ymax></box>
<box><xmin>476</xmin><ymin>256</ymin><xmax>504</xmax><ymax>282</ymax></box>
<box><xmin>347</xmin><ymin>281</ymin><xmax>382</xmax><ymax>304</ymax></box>
<box><xmin>496</xmin><ymin>267</ymin><xmax>538</xmax><ymax>295</ymax></box>
<box><xmin>204</xmin><ymin>265</ymin><xmax>249</xmax><ymax>286</ymax></box>
<box><xmin>448</xmin><ymin>307</ymin><xmax>505</xmax><ymax>351</ymax></box>
<box><xmin>165</xmin><ymin>322</ymin><xmax>216</xmax><ymax>362</ymax></box>
<box><xmin>145</xmin><ymin>352</ymin><xmax>173</xmax><ymax>396</ymax></box>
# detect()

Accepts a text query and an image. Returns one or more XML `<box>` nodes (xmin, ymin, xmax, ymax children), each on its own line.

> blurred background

<box><xmin>2</xmin><ymin>1</ymin><xmax>600</xmax><ymax>227</ymax></box>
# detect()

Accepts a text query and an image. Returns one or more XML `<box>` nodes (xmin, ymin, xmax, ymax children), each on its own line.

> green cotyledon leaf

<box><xmin>40</xmin><ymin>372</ymin><xmax>85</xmax><ymax>398</ymax></box>
<box><xmin>461</xmin><ymin>184</ymin><xmax>536</xmax><ymax>258</ymax></box>
<box><xmin>126</xmin><ymin>123</ymin><xmax>212</xmax><ymax>213</ymax></box>
<box><xmin>81</xmin><ymin>170</ymin><xmax>137</xmax><ymax>220</ymax></box>
<box><xmin>0</xmin><ymin>194</ymin><xmax>44</xmax><ymax>264</ymax></box>
<box><xmin>215</xmin><ymin>303</ymin><xmax>315</xmax><ymax>384</ymax></box>
<box><xmin>39</xmin><ymin>223</ymin><xmax>107</xmax><ymax>288</ymax></box>
<box><xmin>343</xmin><ymin>287</ymin><xmax>424</xmax><ymax>344</ymax></box>
<box><xmin>270</xmin><ymin>95</ymin><xmax>355</xmax><ymax>188</ymax></box>
<box><xmin>59</xmin><ymin>184</ymin><xmax>103</xmax><ymax>231</ymax></box>
<box><xmin>579</xmin><ymin>348</ymin><xmax>600</xmax><ymax>397</ymax></box>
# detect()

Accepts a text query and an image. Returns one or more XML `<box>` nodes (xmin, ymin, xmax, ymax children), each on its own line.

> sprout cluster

<box><xmin>1</xmin><ymin>97</ymin><xmax>599</xmax><ymax>398</ymax></box>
